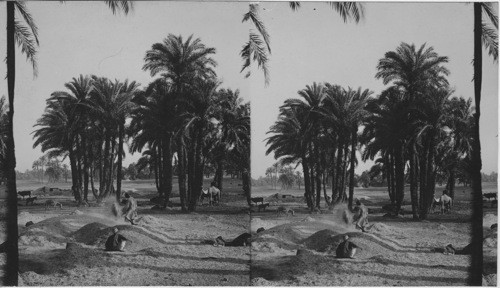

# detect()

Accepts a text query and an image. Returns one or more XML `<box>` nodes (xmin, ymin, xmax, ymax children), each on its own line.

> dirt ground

<box><xmin>250</xmin><ymin>183</ymin><xmax>497</xmax><ymax>286</ymax></box>
<box><xmin>11</xmin><ymin>180</ymin><xmax>499</xmax><ymax>286</ymax></box>
<box><xmin>16</xmin><ymin>179</ymin><xmax>251</xmax><ymax>286</ymax></box>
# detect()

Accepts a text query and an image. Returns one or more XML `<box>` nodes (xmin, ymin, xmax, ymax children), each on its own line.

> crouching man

<box><xmin>336</xmin><ymin>235</ymin><xmax>359</xmax><ymax>259</ymax></box>
<box><xmin>105</xmin><ymin>228</ymin><xmax>128</xmax><ymax>252</ymax></box>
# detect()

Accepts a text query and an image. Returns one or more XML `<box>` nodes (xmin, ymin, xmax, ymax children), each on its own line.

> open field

<box><xmin>3</xmin><ymin>180</ymin><xmax>497</xmax><ymax>285</ymax></box>
<box><xmin>16</xmin><ymin>178</ymin><xmax>251</xmax><ymax>286</ymax></box>
<box><xmin>250</xmin><ymin>182</ymin><xmax>497</xmax><ymax>286</ymax></box>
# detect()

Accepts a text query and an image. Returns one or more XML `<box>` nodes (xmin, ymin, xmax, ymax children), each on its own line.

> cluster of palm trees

<box><xmin>266</xmin><ymin>42</ymin><xmax>475</xmax><ymax>220</ymax></box>
<box><xmin>32</xmin><ymin>34</ymin><xmax>250</xmax><ymax>212</ymax></box>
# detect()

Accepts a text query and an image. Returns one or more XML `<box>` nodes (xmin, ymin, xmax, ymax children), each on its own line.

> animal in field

<box><xmin>258</xmin><ymin>203</ymin><xmax>269</xmax><ymax>212</ymax></box>
<box><xmin>199</xmin><ymin>183</ymin><xmax>221</xmax><ymax>206</ymax></box>
<box><xmin>276</xmin><ymin>206</ymin><xmax>295</xmax><ymax>217</ymax></box>
<box><xmin>440</xmin><ymin>194</ymin><xmax>453</xmax><ymax>214</ymax></box>
<box><xmin>25</xmin><ymin>196</ymin><xmax>37</xmax><ymax>206</ymax></box>
<box><xmin>45</xmin><ymin>199</ymin><xmax>62</xmax><ymax>210</ymax></box>
<box><xmin>17</xmin><ymin>190</ymin><xmax>31</xmax><ymax>199</ymax></box>
<box><xmin>209</xmin><ymin>185</ymin><xmax>221</xmax><ymax>205</ymax></box>
<box><xmin>431</xmin><ymin>196</ymin><xmax>441</xmax><ymax>213</ymax></box>
<box><xmin>483</xmin><ymin>192</ymin><xmax>497</xmax><ymax>201</ymax></box>
<box><xmin>251</xmin><ymin>197</ymin><xmax>264</xmax><ymax>205</ymax></box>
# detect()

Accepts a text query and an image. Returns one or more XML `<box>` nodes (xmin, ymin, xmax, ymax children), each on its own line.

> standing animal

<box><xmin>431</xmin><ymin>196</ymin><xmax>441</xmax><ymax>213</ymax></box>
<box><xmin>45</xmin><ymin>199</ymin><xmax>62</xmax><ymax>210</ymax></box>
<box><xmin>276</xmin><ymin>206</ymin><xmax>295</xmax><ymax>216</ymax></box>
<box><xmin>25</xmin><ymin>197</ymin><xmax>37</xmax><ymax>206</ymax></box>
<box><xmin>208</xmin><ymin>183</ymin><xmax>221</xmax><ymax>205</ymax></box>
<box><xmin>199</xmin><ymin>188</ymin><xmax>211</xmax><ymax>205</ymax></box>
<box><xmin>17</xmin><ymin>190</ymin><xmax>31</xmax><ymax>199</ymax></box>
<box><xmin>440</xmin><ymin>193</ymin><xmax>453</xmax><ymax>214</ymax></box>
<box><xmin>258</xmin><ymin>203</ymin><xmax>270</xmax><ymax>212</ymax></box>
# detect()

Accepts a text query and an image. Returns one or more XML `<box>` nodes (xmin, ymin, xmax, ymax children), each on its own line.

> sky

<box><xmin>0</xmin><ymin>2</ymin><xmax>498</xmax><ymax>178</ymax></box>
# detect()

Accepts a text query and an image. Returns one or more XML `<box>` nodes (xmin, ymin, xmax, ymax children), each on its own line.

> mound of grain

<box><xmin>71</xmin><ymin>223</ymin><xmax>167</xmax><ymax>251</ymax></box>
<box><xmin>484</xmin><ymin>234</ymin><xmax>497</xmax><ymax>248</ymax></box>
<box><xmin>18</xmin><ymin>212</ymin><xmax>47</xmax><ymax>226</ymax></box>
<box><xmin>369</xmin><ymin>222</ymin><xmax>399</xmax><ymax>235</ymax></box>
<box><xmin>484</xmin><ymin>214</ymin><xmax>497</xmax><ymax>229</ymax></box>
<box><xmin>301</xmin><ymin>216</ymin><xmax>315</xmax><ymax>222</ymax></box>
<box><xmin>18</xmin><ymin>234</ymin><xmax>66</xmax><ymax>248</ymax></box>
<box><xmin>140</xmin><ymin>215</ymin><xmax>161</xmax><ymax>226</ymax></box>
<box><xmin>71</xmin><ymin>222</ymin><xmax>109</xmax><ymax>245</ymax></box>
<box><xmin>250</xmin><ymin>217</ymin><xmax>276</xmax><ymax>233</ymax></box>
<box><xmin>302</xmin><ymin>229</ymin><xmax>338</xmax><ymax>252</ymax></box>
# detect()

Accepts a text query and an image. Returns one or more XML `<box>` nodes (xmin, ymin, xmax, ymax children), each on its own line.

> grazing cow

<box><xmin>17</xmin><ymin>190</ymin><xmax>31</xmax><ymax>199</ymax></box>
<box><xmin>276</xmin><ymin>206</ymin><xmax>295</xmax><ymax>216</ymax></box>
<box><xmin>25</xmin><ymin>196</ymin><xmax>37</xmax><ymax>206</ymax></box>
<box><xmin>45</xmin><ymin>199</ymin><xmax>62</xmax><ymax>210</ymax></box>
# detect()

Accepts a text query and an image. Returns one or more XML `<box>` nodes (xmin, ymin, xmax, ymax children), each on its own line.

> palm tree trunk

<box><xmin>409</xmin><ymin>147</ymin><xmax>419</xmax><ymax>219</ymax></box>
<box><xmin>187</xmin><ymin>136</ymin><xmax>196</xmax><ymax>206</ymax></box>
<box><xmin>177</xmin><ymin>138</ymin><xmax>187</xmax><ymax>211</ymax></box>
<box><xmin>82</xmin><ymin>136</ymin><xmax>89</xmax><ymax>202</ymax></box>
<box><xmin>334</xmin><ymin>139</ymin><xmax>344</xmax><ymax>202</ymax></box>
<box><xmin>339</xmin><ymin>142</ymin><xmax>349</xmax><ymax>203</ymax></box>
<box><xmin>426</xmin><ymin>135</ymin><xmax>436</xmax><ymax>209</ymax></box>
<box><xmin>469</xmin><ymin>3</ymin><xmax>483</xmax><ymax>285</ymax></box>
<box><xmin>394</xmin><ymin>145</ymin><xmax>405</xmax><ymax>214</ymax></box>
<box><xmin>162</xmin><ymin>133</ymin><xmax>173</xmax><ymax>207</ymax></box>
<box><xmin>158</xmin><ymin>144</ymin><xmax>164</xmax><ymax>197</ymax></box>
<box><xmin>100</xmin><ymin>129</ymin><xmax>110</xmax><ymax>200</ymax></box>
<box><xmin>189</xmin><ymin>128</ymin><xmax>204</xmax><ymax>211</ymax></box>
<box><xmin>447</xmin><ymin>169</ymin><xmax>456</xmax><ymax>199</ymax></box>
<box><xmin>116</xmin><ymin>123</ymin><xmax>124</xmax><ymax>202</ymax></box>
<box><xmin>302</xmin><ymin>154</ymin><xmax>312</xmax><ymax>208</ymax></box>
<box><xmin>348</xmin><ymin>127</ymin><xmax>357</xmax><ymax>209</ymax></box>
<box><xmin>69</xmin><ymin>148</ymin><xmax>82</xmax><ymax>202</ymax></box>
<box><xmin>419</xmin><ymin>144</ymin><xmax>429</xmax><ymax>219</ymax></box>
<box><xmin>5</xmin><ymin>3</ymin><xmax>18</xmax><ymax>284</ymax></box>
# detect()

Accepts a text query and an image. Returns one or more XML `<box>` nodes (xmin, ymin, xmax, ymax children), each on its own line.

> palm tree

<box><xmin>470</xmin><ymin>3</ymin><xmax>498</xmax><ymax>285</ymax></box>
<box><xmin>5</xmin><ymin>2</ymin><xmax>132</xmax><ymax>284</ymax></box>
<box><xmin>143</xmin><ymin>34</ymin><xmax>217</xmax><ymax>209</ymax></box>
<box><xmin>374</xmin><ymin>42</ymin><xmax>450</xmax><ymax>216</ymax></box>
<box><xmin>0</xmin><ymin>96</ymin><xmax>7</xmax><ymax>183</ymax></box>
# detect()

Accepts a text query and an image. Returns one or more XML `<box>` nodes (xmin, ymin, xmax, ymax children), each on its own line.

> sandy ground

<box><xmin>17</xmin><ymin>180</ymin><xmax>251</xmax><ymax>286</ymax></box>
<box><xmin>249</xmin><ymin>186</ymin><xmax>497</xmax><ymax>286</ymax></box>
<box><xmin>11</xmin><ymin>181</ymin><xmax>499</xmax><ymax>286</ymax></box>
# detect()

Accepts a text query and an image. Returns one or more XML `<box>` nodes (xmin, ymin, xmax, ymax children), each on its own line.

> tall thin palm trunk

<box><xmin>177</xmin><ymin>138</ymin><xmax>187</xmax><ymax>211</ymax></box>
<box><xmin>116</xmin><ymin>123</ymin><xmax>124</xmax><ymax>202</ymax></box>
<box><xmin>469</xmin><ymin>3</ymin><xmax>484</xmax><ymax>285</ymax></box>
<box><xmin>409</xmin><ymin>146</ymin><xmax>419</xmax><ymax>219</ymax></box>
<box><xmin>162</xmin><ymin>134</ymin><xmax>173</xmax><ymax>206</ymax></box>
<box><xmin>348</xmin><ymin>127</ymin><xmax>357</xmax><ymax>209</ymax></box>
<box><xmin>5</xmin><ymin>2</ymin><xmax>18</xmax><ymax>285</ymax></box>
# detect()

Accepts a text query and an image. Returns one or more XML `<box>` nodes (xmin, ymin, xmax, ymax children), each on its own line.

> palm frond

<box><xmin>289</xmin><ymin>2</ymin><xmax>301</xmax><ymax>11</ymax></box>
<box><xmin>327</xmin><ymin>2</ymin><xmax>364</xmax><ymax>23</ymax></box>
<box><xmin>13</xmin><ymin>20</ymin><xmax>38</xmax><ymax>77</ymax></box>
<box><xmin>242</xmin><ymin>4</ymin><xmax>271</xmax><ymax>53</ymax></box>
<box><xmin>105</xmin><ymin>1</ymin><xmax>133</xmax><ymax>15</ymax></box>
<box><xmin>481</xmin><ymin>2</ymin><xmax>498</xmax><ymax>29</ymax></box>
<box><xmin>240</xmin><ymin>32</ymin><xmax>270</xmax><ymax>85</ymax></box>
<box><xmin>482</xmin><ymin>22</ymin><xmax>498</xmax><ymax>62</ymax></box>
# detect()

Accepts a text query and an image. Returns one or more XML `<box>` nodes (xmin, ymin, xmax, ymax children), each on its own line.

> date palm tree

<box><xmin>470</xmin><ymin>3</ymin><xmax>497</xmax><ymax>285</ymax></box>
<box><xmin>4</xmin><ymin>2</ymin><xmax>132</xmax><ymax>284</ymax></box>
